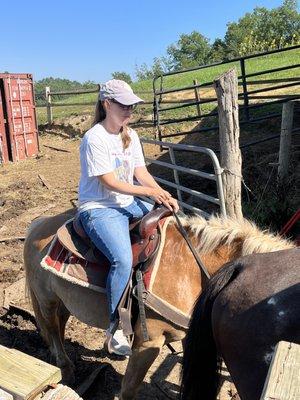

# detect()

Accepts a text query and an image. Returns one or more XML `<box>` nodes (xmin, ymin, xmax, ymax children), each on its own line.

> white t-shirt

<box><xmin>78</xmin><ymin>124</ymin><xmax>145</xmax><ymax>211</ymax></box>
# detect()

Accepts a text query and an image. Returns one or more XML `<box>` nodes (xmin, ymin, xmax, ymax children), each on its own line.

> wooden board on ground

<box><xmin>260</xmin><ymin>341</ymin><xmax>300</xmax><ymax>400</ymax></box>
<box><xmin>35</xmin><ymin>384</ymin><xmax>83</xmax><ymax>400</ymax></box>
<box><xmin>0</xmin><ymin>345</ymin><xmax>62</xmax><ymax>400</ymax></box>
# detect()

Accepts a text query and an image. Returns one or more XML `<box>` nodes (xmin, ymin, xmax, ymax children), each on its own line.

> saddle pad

<box><xmin>41</xmin><ymin>237</ymin><xmax>109</xmax><ymax>293</ymax></box>
<box><xmin>41</xmin><ymin>217</ymin><xmax>172</xmax><ymax>293</ymax></box>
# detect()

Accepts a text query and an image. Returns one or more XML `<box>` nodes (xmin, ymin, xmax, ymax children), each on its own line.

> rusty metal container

<box><xmin>0</xmin><ymin>73</ymin><xmax>39</xmax><ymax>162</ymax></box>
<box><xmin>0</xmin><ymin>90</ymin><xmax>9</xmax><ymax>164</ymax></box>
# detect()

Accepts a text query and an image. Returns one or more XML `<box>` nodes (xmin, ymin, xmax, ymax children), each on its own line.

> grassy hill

<box><xmin>36</xmin><ymin>46</ymin><xmax>299</xmax><ymax>125</ymax></box>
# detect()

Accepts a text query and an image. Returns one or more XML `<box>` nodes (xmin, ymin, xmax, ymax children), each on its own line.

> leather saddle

<box><xmin>56</xmin><ymin>206</ymin><xmax>172</xmax><ymax>269</ymax></box>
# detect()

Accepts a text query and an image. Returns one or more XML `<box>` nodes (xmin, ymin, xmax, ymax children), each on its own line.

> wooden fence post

<box><xmin>45</xmin><ymin>86</ymin><xmax>53</xmax><ymax>124</ymax></box>
<box><xmin>278</xmin><ymin>101</ymin><xmax>294</xmax><ymax>185</ymax></box>
<box><xmin>193</xmin><ymin>79</ymin><xmax>201</xmax><ymax>117</ymax></box>
<box><xmin>260</xmin><ymin>341</ymin><xmax>300</xmax><ymax>400</ymax></box>
<box><xmin>214</xmin><ymin>68</ymin><xmax>243</xmax><ymax>220</ymax></box>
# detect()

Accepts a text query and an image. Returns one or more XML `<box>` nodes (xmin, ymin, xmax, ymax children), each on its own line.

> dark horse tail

<box><xmin>181</xmin><ymin>260</ymin><xmax>243</xmax><ymax>400</ymax></box>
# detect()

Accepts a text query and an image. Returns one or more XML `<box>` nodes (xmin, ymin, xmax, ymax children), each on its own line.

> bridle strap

<box><xmin>173</xmin><ymin>212</ymin><xmax>211</xmax><ymax>280</ymax></box>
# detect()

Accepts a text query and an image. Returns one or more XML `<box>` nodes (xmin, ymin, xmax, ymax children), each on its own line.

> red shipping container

<box><xmin>0</xmin><ymin>73</ymin><xmax>39</xmax><ymax>162</ymax></box>
<box><xmin>0</xmin><ymin>90</ymin><xmax>9</xmax><ymax>164</ymax></box>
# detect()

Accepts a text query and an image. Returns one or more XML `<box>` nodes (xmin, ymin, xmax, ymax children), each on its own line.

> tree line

<box><xmin>34</xmin><ymin>77</ymin><xmax>97</xmax><ymax>98</ymax></box>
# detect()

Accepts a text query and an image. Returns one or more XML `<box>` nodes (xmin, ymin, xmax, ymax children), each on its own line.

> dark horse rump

<box><xmin>181</xmin><ymin>248</ymin><xmax>300</xmax><ymax>400</ymax></box>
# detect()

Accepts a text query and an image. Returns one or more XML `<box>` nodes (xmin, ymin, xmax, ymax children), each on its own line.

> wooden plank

<box><xmin>260</xmin><ymin>341</ymin><xmax>300</xmax><ymax>400</ymax></box>
<box><xmin>43</xmin><ymin>144</ymin><xmax>71</xmax><ymax>153</ymax></box>
<box><xmin>0</xmin><ymin>236</ymin><xmax>26</xmax><ymax>243</ymax></box>
<box><xmin>0</xmin><ymin>345</ymin><xmax>62</xmax><ymax>400</ymax></box>
<box><xmin>37</xmin><ymin>174</ymin><xmax>51</xmax><ymax>190</ymax></box>
<box><xmin>36</xmin><ymin>384</ymin><xmax>83</xmax><ymax>400</ymax></box>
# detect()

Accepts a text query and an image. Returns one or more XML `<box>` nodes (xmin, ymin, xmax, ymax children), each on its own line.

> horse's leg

<box><xmin>57</xmin><ymin>301</ymin><xmax>70</xmax><ymax>343</ymax></box>
<box><xmin>29</xmin><ymin>287</ymin><xmax>75</xmax><ymax>384</ymax></box>
<box><xmin>121</xmin><ymin>313</ymin><xmax>185</xmax><ymax>400</ymax></box>
<box><xmin>121</xmin><ymin>334</ymin><xmax>165</xmax><ymax>400</ymax></box>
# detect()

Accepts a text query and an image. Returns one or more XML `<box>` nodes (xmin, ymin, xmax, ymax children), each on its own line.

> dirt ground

<box><xmin>0</xmin><ymin>127</ymin><xmax>239</xmax><ymax>399</ymax></box>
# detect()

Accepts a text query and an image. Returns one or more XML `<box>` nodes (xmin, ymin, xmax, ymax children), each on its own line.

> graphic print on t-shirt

<box><xmin>114</xmin><ymin>157</ymin><xmax>130</xmax><ymax>183</ymax></box>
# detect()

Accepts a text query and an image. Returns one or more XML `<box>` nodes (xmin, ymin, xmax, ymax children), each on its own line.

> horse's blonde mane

<box><xmin>180</xmin><ymin>214</ymin><xmax>295</xmax><ymax>256</ymax></box>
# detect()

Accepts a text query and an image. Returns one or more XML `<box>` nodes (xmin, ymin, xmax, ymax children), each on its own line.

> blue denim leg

<box><xmin>79</xmin><ymin>198</ymin><xmax>152</xmax><ymax>321</ymax></box>
<box><xmin>80</xmin><ymin>207</ymin><xmax>132</xmax><ymax>321</ymax></box>
<box><xmin>125</xmin><ymin>197</ymin><xmax>153</xmax><ymax>218</ymax></box>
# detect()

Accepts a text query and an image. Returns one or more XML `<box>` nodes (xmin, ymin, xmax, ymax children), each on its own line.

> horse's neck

<box><xmin>148</xmin><ymin>223</ymin><xmax>242</xmax><ymax>316</ymax></box>
<box><xmin>190</xmin><ymin>231</ymin><xmax>243</xmax><ymax>277</ymax></box>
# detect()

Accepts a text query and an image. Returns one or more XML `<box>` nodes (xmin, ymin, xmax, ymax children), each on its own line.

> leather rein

<box><xmin>173</xmin><ymin>212</ymin><xmax>211</xmax><ymax>279</ymax></box>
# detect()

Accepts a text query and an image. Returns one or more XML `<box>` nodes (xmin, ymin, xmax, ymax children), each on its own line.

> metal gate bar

<box><xmin>141</xmin><ymin>138</ymin><xmax>226</xmax><ymax>217</ymax></box>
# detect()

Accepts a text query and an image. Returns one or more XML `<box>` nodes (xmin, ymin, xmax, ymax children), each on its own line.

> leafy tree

<box><xmin>224</xmin><ymin>0</ymin><xmax>300</xmax><ymax>57</ymax></box>
<box><xmin>224</xmin><ymin>13</ymin><xmax>257</xmax><ymax>58</ymax></box>
<box><xmin>209</xmin><ymin>38</ymin><xmax>227</xmax><ymax>62</ymax></box>
<box><xmin>34</xmin><ymin>77</ymin><xmax>97</xmax><ymax>94</ymax></box>
<box><xmin>152</xmin><ymin>56</ymin><xmax>173</xmax><ymax>77</ymax></box>
<box><xmin>135</xmin><ymin>63</ymin><xmax>154</xmax><ymax>81</ymax></box>
<box><xmin>135</xmin><ymin>56</ymin><xmax>171</xmax><ymax>81</ymax></box>
<box><xmin>111</xmin><ymin>71</ymin><xmax>132</xmax><ymax>84</ymax></box>
<box><xmin>166</xmin><ymin>31</ymin><xmax>211</xmax><ymax>70</ymax></box>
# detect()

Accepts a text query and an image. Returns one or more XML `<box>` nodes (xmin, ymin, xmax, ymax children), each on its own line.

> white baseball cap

<box><xmin>99</xmin><ymin>79</ymin><xmax>144</xmax><ymax>105</ymax></box>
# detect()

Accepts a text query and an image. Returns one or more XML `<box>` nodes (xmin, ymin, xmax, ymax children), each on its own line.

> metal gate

<box><xmin>140</xmin><ymin>138</ymin><xmax>226</xmax><ymax>217</ymax></box>
<box><xmin>152</xmin><ymin>45</ymin><xmax>300</xmax><ymax>142</ymax></box>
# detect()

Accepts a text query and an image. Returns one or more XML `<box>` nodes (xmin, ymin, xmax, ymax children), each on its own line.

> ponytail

<box><xmin>120</xmin><ymin>126</ymin><xmax>131</xmax><ymax>150</ymax></box>
<box><xmin>92</xmin><ymin>100</ymin><xmax>106</xmax><ymax>126</ymax></box>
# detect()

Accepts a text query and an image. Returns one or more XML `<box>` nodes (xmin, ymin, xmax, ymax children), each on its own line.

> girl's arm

<box><xmin>98</xmin><ymin>172</ymin><xmax>169</xmax><ymax>201</ymax></box>
<box><xmin>134</xmin><ymin>166</ymin><xmax>161</xmax><ymax>189</ymax></box>
<box><xmin>98</xmin><ymin>171</ymin><xmax>178</xmax><ymax>211</ymax></box>
<box><xmin>134</xmin><ymin>166</ymin><xmax>179</xmax><ymax>212</ymax></box>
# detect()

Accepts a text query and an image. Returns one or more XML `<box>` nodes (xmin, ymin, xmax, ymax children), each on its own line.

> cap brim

<box><xmin>114</xmin><ymin>93</ymin><xmax>144</xmax><ymax>105</ymax></box>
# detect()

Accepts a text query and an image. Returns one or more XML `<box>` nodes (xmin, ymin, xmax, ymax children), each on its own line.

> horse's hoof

<box><xmin>61</xmin><ymin>365</ymin><xmax>76</xmax><ymax>386</ymax></box>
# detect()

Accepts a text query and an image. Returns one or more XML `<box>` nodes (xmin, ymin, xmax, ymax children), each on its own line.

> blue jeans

<box><xmin>79</xmin><ymin>198</ymin><xmax>153</xmax><ymax>321</ymax></box>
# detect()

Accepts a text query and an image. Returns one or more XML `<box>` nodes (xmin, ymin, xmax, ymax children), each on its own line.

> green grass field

<box><xmin>36</xmin><ymin>47</ymin><xmax>299</xmax><ymax>125</ymax></box>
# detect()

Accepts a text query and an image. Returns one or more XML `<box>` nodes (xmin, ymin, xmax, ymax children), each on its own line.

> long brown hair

<box><xmin>92</xmin><ymin>100</ymin><xmax>131</xmax><ymax>150</ymax></box>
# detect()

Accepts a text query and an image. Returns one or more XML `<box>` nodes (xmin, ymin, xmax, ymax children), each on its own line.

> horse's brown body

<box><xmin>24</xmin><ymin>209</ymin><xmax>294</xmax><ymax>399</ymax></box>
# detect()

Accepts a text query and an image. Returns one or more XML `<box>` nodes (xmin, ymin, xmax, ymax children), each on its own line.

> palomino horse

<box><xmin>23</xmin><ymin>208</ymin><xmax>295</xmax><ymax>399</ymax></box>
<box><xmin>181</xmin><ymin>248</ymin><xmax>300</xmax><ymax>400</ymax></box>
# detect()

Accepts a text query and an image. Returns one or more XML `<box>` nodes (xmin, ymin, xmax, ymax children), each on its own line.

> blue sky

<box><xmin>0</xmin><ymin>0</ymin><xmax>287</xmax><ymax>83</ymax></box>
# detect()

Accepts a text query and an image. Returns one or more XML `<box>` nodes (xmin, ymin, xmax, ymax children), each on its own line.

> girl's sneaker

<box><xmin>105</xmin><ymin>329</ymin><xmax>132</xmax><ymax>356</ymax></box>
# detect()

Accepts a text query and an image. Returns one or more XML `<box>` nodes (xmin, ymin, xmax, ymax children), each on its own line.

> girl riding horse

<box><xmin>77</xmin><ymin>79</ymin><xmax>178</xmax><ymax>355</ymax></box>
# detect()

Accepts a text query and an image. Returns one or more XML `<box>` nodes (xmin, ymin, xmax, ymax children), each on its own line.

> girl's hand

<box><xmin>147</xmin><ymin>187</ymin><xmax>171</xmax><ymax>202</ymax></box>
<box><xmin>147</xmin><ymin>188</ymin><xmax>179</xmax><ymax>212</ymax></box>
<box><xmin>164</xmin><ymin>197</ymin><xmax>179</xmax><ymax>213</ymax></box>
